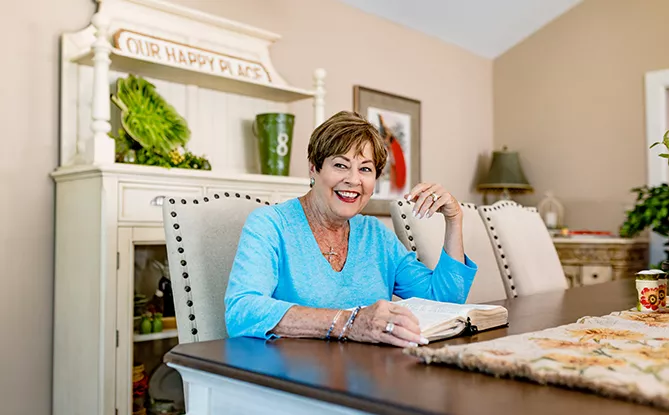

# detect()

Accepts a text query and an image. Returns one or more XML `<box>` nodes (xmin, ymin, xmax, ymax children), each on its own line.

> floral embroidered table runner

<box><xmin>405</xmin><ymin>310</ymin><xmax>669</xmax><ymax>409</ymax></box>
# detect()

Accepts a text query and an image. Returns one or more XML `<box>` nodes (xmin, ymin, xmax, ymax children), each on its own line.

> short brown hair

<box><xmin>307</xmin><ymin>111</ymin><xmax>387</xmax><ymax>179</ymax></box>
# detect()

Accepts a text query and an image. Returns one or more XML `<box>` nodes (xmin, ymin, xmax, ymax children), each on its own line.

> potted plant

<box><xmin>620</xmin><ymin>131</ymin><xmax>669</xmax><ymax>263</ymax></box>
<box><xmin>619</xmin><ymin>184</ymin><xmax>669</xmax><ymax>238</ymax></box>
<box><xmin>110</xmin><ymin>74</ymin><xmax>211</xmax><ymax>170</ymax></box>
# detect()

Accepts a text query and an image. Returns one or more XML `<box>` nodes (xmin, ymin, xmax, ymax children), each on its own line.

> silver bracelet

<box><xmin>338</xmin><ymin>306</ymin><xmax>362</xmax><ymax>341</ymax></box>
<box><xmin>325</xmin><ymin>309</ymin><xmax>344</xmax><ymax>341</ymax></box>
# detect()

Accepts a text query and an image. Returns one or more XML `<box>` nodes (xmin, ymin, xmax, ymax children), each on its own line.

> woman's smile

<box><xmin>334</xmin><ymin>190</ymin><xmax>361</xmax><ymax>203</ymax></box>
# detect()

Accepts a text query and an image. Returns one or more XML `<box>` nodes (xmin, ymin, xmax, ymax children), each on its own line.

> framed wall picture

<box><xmin>353</xmin><ymin>85</ymin><xmax>421</xmax><ymax>216</ymax></box>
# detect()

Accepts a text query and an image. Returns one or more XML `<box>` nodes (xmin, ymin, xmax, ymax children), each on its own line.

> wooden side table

<box><xmin>552</xmin><ymin>237</ymin><xmax>649</xmax><ymax>288</ymax></box>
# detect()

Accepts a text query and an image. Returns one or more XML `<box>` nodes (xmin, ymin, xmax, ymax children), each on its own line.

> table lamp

<box><xmin>477</xmin><ymin>146</ymin><xmax>533</xmax><ymax>203</ymax></box>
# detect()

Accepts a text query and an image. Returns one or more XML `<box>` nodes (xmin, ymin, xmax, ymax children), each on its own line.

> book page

<box><xmin>395</xmin><ymin>298</ymin><xmax>502</xmax><ymax>331</ymax></box>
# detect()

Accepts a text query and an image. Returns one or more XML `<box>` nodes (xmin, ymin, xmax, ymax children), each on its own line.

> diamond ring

<box><xmin>431</xmin><ymin>192</ymin><xmax>440</xmax><ymax>202</ymax></box>
<box><xmin>383</xmin><ymin>322</ymin><xmax>395</xmax><ymax>334</ymax></box>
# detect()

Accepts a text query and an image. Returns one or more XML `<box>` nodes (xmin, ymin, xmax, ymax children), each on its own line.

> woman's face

<box><xmin>311</xmin><ymin>142</ymin><xmax>377</xmax><ymax>221</ymax></box>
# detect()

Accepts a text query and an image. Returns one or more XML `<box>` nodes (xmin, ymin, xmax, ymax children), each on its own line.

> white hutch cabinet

<box><xmin>51</xmin><ymin>1</ymin><xmax>325</xmax><ymax>414</ymax></box>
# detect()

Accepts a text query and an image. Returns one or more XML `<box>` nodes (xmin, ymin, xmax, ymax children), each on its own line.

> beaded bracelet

<box><xmin>325</xmin><ymin>309</ymin><xmax>344</xmax><ymax>341</ymax></box>
<box><xmin>338</xmin><ymin>306</ymin><xmax>362</xmax><ymax>341</ymax></box>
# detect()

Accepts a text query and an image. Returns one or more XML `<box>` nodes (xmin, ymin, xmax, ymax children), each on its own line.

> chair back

<box><xmin>389</xmin><ymin>199</ymin><xmax>443</xmax><ymax>269</ymax></box>
<box><xmin>162</xmin><ymin>192</ymin><xmax>270</xmax><ymax>344</ymax></box>
<box><xmin>460</xmin><ymin>203</ymin><xmax>508</xmax><ymax>302</ymax></box>
<box><xmin>478</xmin><ymin>201</ymin><xmax>568</xmax><ymax>297</ymax></box>
<box><xmin>389</xmin><ymin>199</ymin><xmax>507</xmax><ymax>303</ymax></box>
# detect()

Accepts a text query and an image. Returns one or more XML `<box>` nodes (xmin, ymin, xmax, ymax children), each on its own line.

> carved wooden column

<box><xmin>88</xmin><ymin>12</ymin><xmax>115</xmax><ymax>164</ymax></box>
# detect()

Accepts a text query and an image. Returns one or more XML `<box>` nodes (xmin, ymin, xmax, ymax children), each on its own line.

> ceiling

<box><xmin>337</xmin><ymin>0</ymin><xmax>583</xmax><ymax>59</ymax></box>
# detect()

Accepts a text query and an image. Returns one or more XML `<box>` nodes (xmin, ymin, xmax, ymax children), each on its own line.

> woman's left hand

<box><xmin>405</xmin><ymin>183</ymin><xmax>462</xmax><ymax>223</ymax></box>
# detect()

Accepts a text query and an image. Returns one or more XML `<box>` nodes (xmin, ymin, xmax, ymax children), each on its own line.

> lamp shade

<box><xmin>477</xmin><ymin>146</ymin><xmax>533</xmax><ymax>192</ymax></box>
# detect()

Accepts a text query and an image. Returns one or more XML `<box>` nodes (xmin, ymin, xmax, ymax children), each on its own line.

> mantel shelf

<box><xmin>51</xmin><ymin>162</ymin><xmax>310</xmax><ymax>186</ymax></box>
<box><xmin>73</xmin><ymin>48</ymin><xmax>316</xmax><ymax>103</ymax></box>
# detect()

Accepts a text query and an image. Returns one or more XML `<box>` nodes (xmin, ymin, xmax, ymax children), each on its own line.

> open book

<box><xmin>394</xmin><ymin>297</ymin><xmax>509</xmax><ymax>341</ymax></box>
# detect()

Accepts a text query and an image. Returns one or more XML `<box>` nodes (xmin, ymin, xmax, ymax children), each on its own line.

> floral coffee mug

<box><xmin>635</xmin><ymin>270</ymin><xmax>667</xmax><ymax>312</ymax></box>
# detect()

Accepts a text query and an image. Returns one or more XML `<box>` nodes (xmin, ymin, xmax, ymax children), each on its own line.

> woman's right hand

<box><xmin>346</xmin><ymin>300</ymin><xmax>429</xmax><ymax>347</ymax></box>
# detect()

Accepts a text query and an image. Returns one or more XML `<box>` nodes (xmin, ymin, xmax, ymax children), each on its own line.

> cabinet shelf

<box><xmin>51</xmin><ymin>163</ymin><xmax>311</xmax><ymax>185</ymax></box>
<box><xmin>134</xmin><ymin>329</ymin><xmax>179</xmax><ymax>343</ymax></box>
<box><xmin>73</xmin><ymin>48</ymin><xmax>316</xmax><ymax>103</ymax></box>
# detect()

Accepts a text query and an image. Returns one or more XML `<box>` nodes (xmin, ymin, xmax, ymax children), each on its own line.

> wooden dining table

<box><xmin>164</xmin><ymin>280</ymin><xmax>666</xmax><ymax>415</ymax></box>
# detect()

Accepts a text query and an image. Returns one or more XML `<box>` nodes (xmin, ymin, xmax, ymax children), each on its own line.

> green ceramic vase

<box><xmin>253</xmin><ymin>113</ymin><xmax>295</xmax><ymax>176</ymax></box>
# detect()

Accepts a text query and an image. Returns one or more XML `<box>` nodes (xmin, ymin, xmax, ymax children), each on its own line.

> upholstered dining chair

<box><xmin>162</xmin><ymin>191</ymin><xmax>271</xmax><ymax>344</ymax></box>
<box><xmin>477</xmin><ymin>201</ymin><xmax>568</xmax><ymax>298</ymax></box>
<box><xmin>389</xmin><ymin>199</ymin><xmax>508</xmax><ymax>303</ymax></box>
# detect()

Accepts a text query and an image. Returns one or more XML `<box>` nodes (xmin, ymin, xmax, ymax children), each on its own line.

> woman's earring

<box><xmin>309</xmin><ymin>177</ymin><xmax>315</xmax><ymax>188</ymax></box>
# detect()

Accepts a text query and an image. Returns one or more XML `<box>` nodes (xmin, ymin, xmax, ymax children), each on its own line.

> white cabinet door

<box><xmin>116</xmin><ymin>227</ymin><xmax>184</xmax><ymax>415</ymax></box>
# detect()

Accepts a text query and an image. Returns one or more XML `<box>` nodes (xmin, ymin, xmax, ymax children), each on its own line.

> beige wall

<box><xmin>172</xmin><ymin>0</ymin><xmax>494</xmax><ymax>201</ymax></box>
<box><xmin>0</xmin><ymin>0</ymin><xmax>491</xmax><ymax>412</ymax></box>
<box><xmin>0</xmin><ymin>0</ymin><xmax>94</xmax><ymax>413</ymax></box>
<box><xmin>494</xmin><ymin>0</ymin><xmax>669</xmax><ymax>232</ymax></box>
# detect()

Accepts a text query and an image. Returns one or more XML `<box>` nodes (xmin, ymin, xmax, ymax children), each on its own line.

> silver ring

<box><xmin>430</xmin><ymin>192</ymin><xmax>440</xmax><ymax>202</ymax></box>
<box><xmin>383</xmin><ymin>322</ymin><xmax>395</xmax><ymax>334</ymax></box>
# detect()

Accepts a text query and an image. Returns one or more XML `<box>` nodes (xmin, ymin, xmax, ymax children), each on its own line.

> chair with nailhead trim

<box><xmin>478</xmin><ymin>201</ymin><xmax>568</xmax><ymax>297</ymax></box>
<box><xmin>388</xmin><ymin>199</ymin><xmax>508</xmax><ymax>303</ymax></box>
<box><xmin>162</xmin><ymin>192</ymin><xmax>272</xmax><ymax>344</ymax></box>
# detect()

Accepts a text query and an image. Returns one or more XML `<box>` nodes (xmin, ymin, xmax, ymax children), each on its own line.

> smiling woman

<box><xmin>224</xmin><ymin>111</ymin><xmax>479</xmax><ymax>348</ymax></box>
<box><xmin>304</xmin><ymin>111</ymin><xmax>386</xmax><ymax>232</ymax></box>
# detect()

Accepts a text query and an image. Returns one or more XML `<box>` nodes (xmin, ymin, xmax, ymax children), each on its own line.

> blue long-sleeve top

<box><xmin>224</xmin><ymin>198</ymin><xmax>478</xmax><ymax>339</ymax></box>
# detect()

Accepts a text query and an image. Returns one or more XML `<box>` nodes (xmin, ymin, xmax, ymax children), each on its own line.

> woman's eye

<box><xmin>361</xmin><ymin>167</ymin><xmax>373</xmax><ymax>173</ymax></box>
<box><xmin>335</xmin><ymin>163</ymin><xmax>348</xmax><ymax>169</ymax></box>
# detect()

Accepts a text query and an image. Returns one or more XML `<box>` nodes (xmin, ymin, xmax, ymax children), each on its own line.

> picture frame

<box><xmin>353</xmin><ymin>85</ymin><xmax>421</xmax><ymax>216</ymax></box>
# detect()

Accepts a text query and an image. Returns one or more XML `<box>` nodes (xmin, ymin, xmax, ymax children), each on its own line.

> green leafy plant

<box><xmin>113</xmin><ymin>129</ymin><xmax>210</xmax><ymax>169</ymax></box>
<box><xmin>620</xmin><ymin>130</ymin><xmax>669</xmax><ymax>238</ymax></box>
<box><xmin>110</xmin><ymin>74</ymin><xmax>211</xmax><ymax>170</ymax></box>
<box><xmin>650</xmin><ymin>130</ymin><xmax>669</xmax><ymax>159</ymax></box>
<box><xmin>619</xmin><ymin>184</ymin><xmax>669</xmax><ymax>237</ymax></box>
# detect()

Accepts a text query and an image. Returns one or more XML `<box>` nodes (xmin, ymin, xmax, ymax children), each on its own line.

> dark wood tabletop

<box><xmin>165</xmin><ymin>280</ymin><xmax>665</xmax><ymax>415</ymax></box>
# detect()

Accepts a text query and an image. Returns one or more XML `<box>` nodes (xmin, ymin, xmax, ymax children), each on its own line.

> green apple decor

<box><xmin>151</xmin><ymin>312</ymin><xmax>163</xmax><ymax>333</ymax></box>
<box><xmin>110</xmin><ymin>74</ymin><xmax>211</xmax><ymax>170</ymax></box>
<box><xmin>139</xmin><ymin>314</ymin><xmax>152</xmax><ymax>335</ymax></box>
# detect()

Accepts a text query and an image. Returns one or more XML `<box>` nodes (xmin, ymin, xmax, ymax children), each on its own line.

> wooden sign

<box><xmin>113</xmin><ymin>30</ymin><xmax>272</xmax><ymax>84</ymax></box>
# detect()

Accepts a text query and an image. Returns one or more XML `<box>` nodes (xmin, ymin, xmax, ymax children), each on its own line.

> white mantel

<box><xmin>52</xmin><ymin>163</ymin><xmax>311</xmax><ymax>187</ymax></box>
